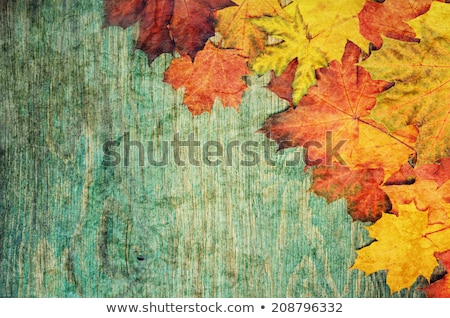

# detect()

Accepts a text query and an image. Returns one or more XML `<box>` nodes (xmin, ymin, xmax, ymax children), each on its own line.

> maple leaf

<box><xmin>104</xmin><ymin>0</ymin><xmax>146</xmax><ymax>28</ymax></box>
<box><xmin>216</xmin><ymin>0</ymin><xmax>288</xmax><ymax>59</ymax></box>
<box><xmin>251</xmin><ymin>0</ymin><xmax>370</xmax><ymax>103</ymax></box>
<box><xmin>266</xmin><ymin>58</ymin><xmax>298</xmax><ymax>106</ymax></box>
<box><xmin>414</xmin><ymin>158</ymin><xmax>450</xmax><ymax>188</ymax></box>
<box><xmin>311</xmin><ymin>165</ymin><xmax>390</xmax><ymax>222</ymax></box>
<box><xmin>163</xmin><ymin>42</ymin><xmax>250</xmax><ymax>115</ymax></box>
<box><xmin>421</xmin><ymin>250</ymin><xmax>450</xmax><ymax>297</ymax></box>
<box><xmin>383</xmin><ymin>177</ymin><xmax>450</xmax><ymax>225</ymax></box>
<box><xmin>250</xmin><ymin>8</ymin><xmax>328</xmax><ymax>104</ymax></box>
<box><xmin>361</xmin><ymin>2</ymin><xmax>450</xmax><ymax>165</ymax></box>
<box><xmin>258</xmin><ymin>41</ymin><xmax>416</xmax><ymax>177</ymax></box>
<box><xmin>385</xmin><ymin>159</ymin><xmax>450</xmax><ymax>189</ymax></box>
<box><xmin>358</xmin><ymin>0</ymin><xmax>446</xmax><ymax>48</ymax></box>
<box><xmin>383</xmin><ymin>162</ymin><xmax>417</xmax><ymax>186</ymax></box>
<box><xmin>103</xmin><ymin>0</ymin><xmax>236</xmax><ymax>63</ymax></box>
<box><xmin>282</xmin><ymin>0</ymin><xmax>369</xmax><ymax>63</ymax></box>
<box><xmin>351</xmin><ymin>203</ymin><xmax>450</xmax><ymax>293</ymax></box>
<box><xmin>382</xmin><ymin>160</ymin><xmax>450</xmax><ymax>224</ymax></box>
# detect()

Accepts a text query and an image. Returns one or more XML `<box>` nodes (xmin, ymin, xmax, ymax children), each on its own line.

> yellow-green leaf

<box><xmin>251</xmin><ymin>8</ymin><xmax>327</xmax><ymax>103</ymax></box>
<box><xmin>361</xmin><ymin>2</ymin><xmax>450</xmax><ymax>164</ymax></box>
<box><xmin>251</xmin><ymin>0</ymin><xmax>369</xmax><ymax>104</ymax></box>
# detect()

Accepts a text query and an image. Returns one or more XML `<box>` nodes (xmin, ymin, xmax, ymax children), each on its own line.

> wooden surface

<box><xmin>0</xmin><ymin>0</ymin><xmax>427</xmax><ymax>297</ymax></box>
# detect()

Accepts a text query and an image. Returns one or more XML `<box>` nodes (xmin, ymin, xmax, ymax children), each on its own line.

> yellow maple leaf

<box><xmin>251</xmin><ymin>0</ymin><xmax>369</xmax><ymax>104</ymax></box>
<box><xmin>216</xmin><ymin>0</ymin><xmax>288</xmax><ymax>59</ymax></box>
<box><xmin>284</xmin><ymin>0</ymin><xmax>369</xmax><ymax>62</ymax></box>
<box><xmin>352</xmin><ymin>203</ymin><xmax>450</xmax><ymax>293</ymax></box>
<box><xmin>345</xmin><ymin>122</ymin><xmax>417</xmax><ymax>180</ymax></box>
<box><xmin>361</xmin><ymin>2</ymin><xmax>450</xmax><ymax>164</ymax></box>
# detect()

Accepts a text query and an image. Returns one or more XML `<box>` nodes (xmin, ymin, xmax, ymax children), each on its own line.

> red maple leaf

<box><xmin>385</xmin><ymin>158</ymin><xmax>450</xmax><ymax>188</ymax></box>
<box><xmin>421</xmin><ymin>250</ymin><xmax>450</xmax><ymax>297</ymax></box>
<box><xmin>104</xmin><ymin>0</ymin><xmax>236</xmax><ymax>63</ymax></box>
<box><xmin>311</xmin><ymin>165</ymin><xmax>390</xmax><ymax>222</ymax></box>
<box><xmin>266</xmin><ymin>58</ymin><xmax>298</xmax><ymax>107</ymax></box>
<box><xmin>358</xmin><ymin>0</ymin><xmax>448</xmax><ymax>48</ymax></box>
<box><xmin>258</xmin><ymin>41</ymin><xmax>415</xmax><ymax>177</ymax></box>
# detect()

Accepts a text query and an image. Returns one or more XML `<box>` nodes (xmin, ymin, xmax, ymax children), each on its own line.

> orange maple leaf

<box><xmin>386</xmin><ymin>158</ymin><xmax>450</xmax><ymax>189</ymax></box>
<box><xmin>163</xmin><ymin>42</ymin><xmax>251</xmax><ymax>115</ymax></box>
<box><xmin>358</xmin><ymin>0</ymin><xmax>446</xmax><ymax>48</ymax></box>
<box><xmin>421</xmin><ymin>250</ymin><xmax>450</xmax><ymax>297</ymax></box>
<box><xmin>311</xmin><ymin>165</ymin><xmax>390</xmax><ymax>222</ymax></box>
<box><xmin>383</xmin><ymin>160</ymin><xmax>450</xmax><ymax>224</ymax></box>
<box><xmin>383</xmin><ymin>177</ymin><xmax>450</xmax><ymax>225</ymax></box>
<box><xmin>259</xmin><ymin>41</ymin><xmax>416</xmax><ymax>177</ymax></box>
<box><xmin>415</xmin><ymin>158</ymin><xmax>450</xmax><ymax>188</ymax></box>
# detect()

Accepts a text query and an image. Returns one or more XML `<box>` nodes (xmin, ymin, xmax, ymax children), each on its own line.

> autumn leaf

<box><xmin>383</xmin><ymin>177</ymin><xmax>450</xmax><ymax>225</ymax></box>
<box><xmin>361</xmin><ymin>2</ymin><xmax>450</xmax><ymax>165</ymax></box>
<box><xmin>251</xmin><ymin>8</ymin><xmax>327</xmax><ymax>104</ymax></box>
<box><xmin>415</xmin><ymin>158</ymin><xmax>450</xmax><ymax>188</ymax></box>
<box><xmin>103</xmin><ymin>0</ymin><xmax>146</xmax><ymax>28</ymax></box>
<box><xmin>385</xmin><ymin>158</ymin><xmax>450</xmax><ymax>188</ymax></box>
<box><xmin>382</xmin><ymin>160</ymin><xmax>450</xmax><ymax>224</ymax></box>
<box><xmin>266</xmin><ymin>58</ymin><xmax>298</xmax><ymax>106</ymax></box>
<box><xmin>103</xmin><ymin>0</ymin><xmax>236</xmax><ymax>63</ymax></box>
<box><xmin>421</xmin><ymin>250</ymin><xmax>450</xmax><ymax>297</ymax></box>
<box><xmin>358</xmin><ymin>0</ymin><xmax>446</xmax><ymax>48</ymax></box>
<box><xmin>383</xmin><ymin>162</ymin><xmax>416</xmax><ymax>186</ymax></box>
<box><xmin>311</xmin><ymin>165</ymin><xmax>390</xmax><ymax>222</ymax></box>
<box><xmin>259</xmin><ymin>41</ymin><xmax>416</xmax><ymax>177</ymax></box>
<box><xmin>163</xmin><ymin>42</ymin><xmax>250</xmax><ymax>115</ymax></box>
<box><xmin>216</xmin><ymin>0</ymin><xmax>288</xmax><ymax>59</ymax></box>
<box><xmin>251</xmin><ymin>0</ymin><xmax>369</xmax><ymax>103</ymax></box>
<box><xmin>170</xmin><ymin>0</ymin><xmax>236</xmax><ymax>60</ymax></box>
<box><xmin>351</xmin><ymin>203</ymin><xmax>450</xmax><ymax>293</ymax></box>
<box><xmin>283</xmin><ymin>0</ymin><xmax>369</xmax><ymax>63</ymax></box>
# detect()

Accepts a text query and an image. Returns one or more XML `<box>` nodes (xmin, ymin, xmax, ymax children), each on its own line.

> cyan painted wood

<box><xmin>0</xmin><ymin>0</ymin><xmax>427</xmax><ymax>297</ymax></box>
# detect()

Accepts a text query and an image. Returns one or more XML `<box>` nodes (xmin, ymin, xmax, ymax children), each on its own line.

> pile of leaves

<box><xmin>103</xmin><ymin>0</ymin><xmax>450</xmax><ymax>296</ymax></box>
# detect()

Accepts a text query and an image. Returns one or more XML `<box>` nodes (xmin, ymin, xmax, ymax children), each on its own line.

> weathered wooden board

<box><xmin>0</xmin><ymin>0</ymin><xmax>426</xmax><ymax>297</ymax></box>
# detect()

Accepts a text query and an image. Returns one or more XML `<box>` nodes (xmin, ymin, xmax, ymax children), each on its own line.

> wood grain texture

<box><xmin>0</xmin><ymin>0</ymin><xmax>427</xmax><ymax>297</ymax></box>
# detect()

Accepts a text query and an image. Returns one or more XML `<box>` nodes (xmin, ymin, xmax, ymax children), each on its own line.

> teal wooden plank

<box><xmin>0</xmin><ymin>0</ymin><xmax>428</xmax><ymax>298</ymax></box>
